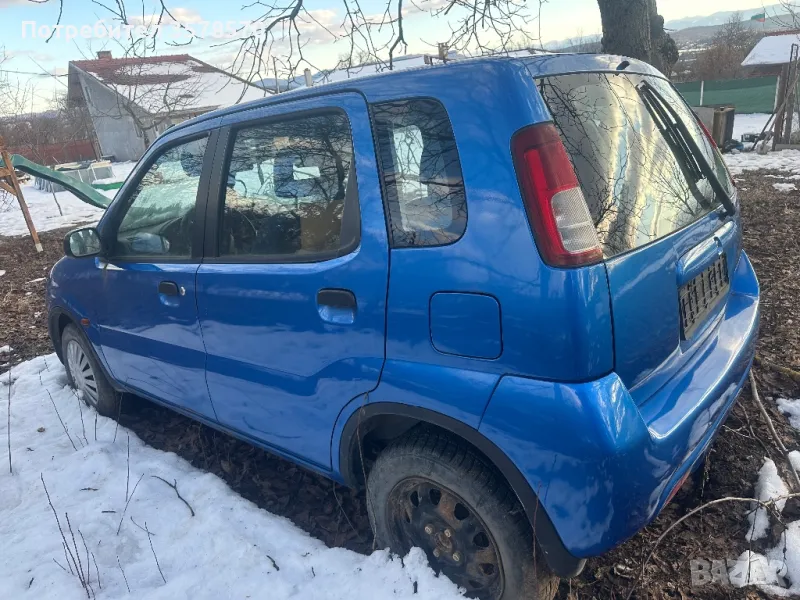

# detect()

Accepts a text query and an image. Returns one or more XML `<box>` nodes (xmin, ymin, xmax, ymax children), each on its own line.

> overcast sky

<box><xmin>0</xmin><ymin>0</ymin><xmax>778</xmax><ymax>110</ymax></box>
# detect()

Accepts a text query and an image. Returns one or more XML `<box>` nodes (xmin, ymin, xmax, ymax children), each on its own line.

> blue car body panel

<box><xmin>47</xmin><ymin>54</ymin><xmax>760</xmax><ymax>573</ymax></box>
<box><xmin>94</xmin><ymin>261</ymin><xmax>217</xmax><ymax>419</ymax></box>
<box><xmin>195</xmin><ymin>93</ymin><xmax>389</xmax><ymax>470</ymax></box>
<box><xmin>480</xmin><ymin>251</ymin><xmax>758</xmax><ymax>557</ymax></box>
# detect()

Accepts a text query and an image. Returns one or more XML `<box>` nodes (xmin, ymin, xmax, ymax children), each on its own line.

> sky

<box><xmin>0</xmin><ymin>0</ymin><xmax>780</xmax><ymax>111</ymax></box>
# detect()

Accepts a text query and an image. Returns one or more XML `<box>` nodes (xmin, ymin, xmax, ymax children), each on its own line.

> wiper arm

<box><xmin>637</xmin><ymin>85</ymin><xmax>704</xmax><ymax>183</ymax></box>
<box><xmin>636</xmin><ymin>81</ymin><xmax>736</xmax><ymax>217</ymax></box>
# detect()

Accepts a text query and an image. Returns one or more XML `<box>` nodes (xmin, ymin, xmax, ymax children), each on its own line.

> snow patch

<box><xmin>778</xmin><ymin>398</ymin><xmax>800</xmax><ymax>430</ymax></box>
<box><xmin>773</xmin><ymin>183</ymin><xmax>797</xmax><ymax>193</ymax></box>
<box><xmin>725</xmin><ymin>150</ymin><xmax>800</xmax><ymax>177</ymax></box>
<box><xmin>0</xmin><ymin>161</ymin><xmax>136</xmax><ymax>238</ymax></box>
<box><xmin>733</xmin><ymin>114</ymin><xmax>771</xmax><ymax>143</ymax></box>
<box><xmin>747</xmin><ymin>458</ymin><xmax>789</xmax><ymax>542</ymax></box>
<box><xmin>0</xmin><ymin>355</ymin><xmax>466</xmax><ymax>600</ymax></box>
<box><xmin>0</xmin><ymin>182</ymin><xmax>107</xmax><ymax>237</ymax></box>
<box><xmin>0</xmin><ymin>345</ymin><xmax>11</xmax><ymax>354</ymax></box>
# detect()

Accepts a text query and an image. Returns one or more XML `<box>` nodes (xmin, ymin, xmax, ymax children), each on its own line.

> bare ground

<box><xmin>1</xmin><ymin>168</ymin><xmax>800</xmax><ymax>599</ymax></box>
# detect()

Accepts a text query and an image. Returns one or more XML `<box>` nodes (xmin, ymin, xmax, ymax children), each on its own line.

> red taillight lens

<box><xmin>696</xmin><ymin>116</ymin><xmax>737</xmax><ymax>187</ymax></box>
<box><xmin>511</xmin><ymin>123</ymin><xmax>603</xmax><ymax>268</ymax></box>
<box><xmin>696</xmin><ymin>119</ymin><xmax>718</xmax><ymax>149</ymax></box>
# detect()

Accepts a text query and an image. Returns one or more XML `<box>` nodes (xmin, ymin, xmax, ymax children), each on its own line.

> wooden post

<box><xmin>774</xmin><ymin>65</ymin><xmax>789</xmax><ymax>149</ymax></box>
<box><xmin>0</xmin><ymin>139</ymin><xmax>42</xmax><ymax>252</ymax></box>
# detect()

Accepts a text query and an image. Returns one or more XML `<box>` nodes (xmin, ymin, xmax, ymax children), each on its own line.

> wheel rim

<box><xmin>387</xmin><ymin>477</ymin><xmax>504</xmax><ymax>599</ymax></box>
<box><xmin>66</xmin><ymin>340</ymin><xmax>99</xmax><ymax>407</ymax></box>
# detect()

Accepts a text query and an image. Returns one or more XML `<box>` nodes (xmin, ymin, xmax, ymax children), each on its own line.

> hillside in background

<box><xmin>672</xmin><ymin>13</ymin><xmax>794</xmax><ymax>46</ymax></box>
<box><xmin>664</xmin><ymin>4</ymin><xmax>788</xmax><ymax>30</ymax></box>
<box><xmin>543</xmin><ymin>4</ymin><xmax>797</xmax><ymax>53</ymax></box>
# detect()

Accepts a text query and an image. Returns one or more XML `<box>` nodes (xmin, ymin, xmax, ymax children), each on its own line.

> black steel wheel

<box><xmin>367</xmin><ymin>427</ymin><xmax>558</xmax><ymax>600</ymax></box>
<box><xmin>388</xmin><ymin>477</ymin><xmax>504</xmax><ymax>597</ymax></box>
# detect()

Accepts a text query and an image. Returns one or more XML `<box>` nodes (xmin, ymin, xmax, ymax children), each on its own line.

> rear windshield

<box><xmin>538</xmin><ymin>72</ymin><xmax>734</xmax><ymax>258</ymax></box>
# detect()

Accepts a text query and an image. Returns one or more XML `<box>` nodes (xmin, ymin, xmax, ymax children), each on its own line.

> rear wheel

<box><xmin>366</xmin><ymin>427</ymin><xmax>558</xmax><ymax>600</ymax></box>
<box><xmin>62</xmin><ymin>324</ymin><xmax>120</xmax><ymax>418</ymax></box>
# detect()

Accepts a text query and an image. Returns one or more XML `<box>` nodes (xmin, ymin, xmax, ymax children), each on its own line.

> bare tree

<box><xmin>34</xmin><ymin>0</ymin><xmax>549</xmax><ymax>85</ymax></box>
<box><xmin>31</xmin><ymin>0</ymin><xmax>680</xmax><ymax>100</ymax></box>
<box><xmin>690</xmin><ymin>13</ymin><xmax>760</xmax><ymax>81</ymax></box>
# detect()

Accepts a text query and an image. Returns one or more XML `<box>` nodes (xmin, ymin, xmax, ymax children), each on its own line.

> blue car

<box><xmin>48</xmin><ymin>54</ymin><xmax>759</xmax><ymax>599</ymax></box>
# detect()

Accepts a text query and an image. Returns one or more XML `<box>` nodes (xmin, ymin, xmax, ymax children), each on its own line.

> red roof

<box><xmin>71</xmin><ymin>54</ymin><xmax>192</xmax><ymax>71</ymax></box>
<box><xmin>70</xmin><ymin>55</ymin><xmax>201</xmax><ymax>86</ymax></box>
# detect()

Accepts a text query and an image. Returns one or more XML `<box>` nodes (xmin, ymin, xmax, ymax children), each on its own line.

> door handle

<box><xmin>317</xmin><ymin>289</ymin><xmax>357</xmax><ymax>325</ymax></box>
<box><xmin>317</xmin><ymin>289</ymin><xmax>356</xmax><ymax>309</ymax></box>
<box><xmin>158</xmin><ymin>281</ymin><xmax>181</xmax><ymax>296</ymax></box>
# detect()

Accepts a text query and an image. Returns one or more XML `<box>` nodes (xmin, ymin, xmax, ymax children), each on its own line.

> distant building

<box><xmin>742</xmin><ymin>30</ymin><xmax>800</xmax><ymax>77</ymax></box>
<box><xmin>67</xmin><ymin>52</ymin><xmax>270</xmax><ymax>161</ymax></box>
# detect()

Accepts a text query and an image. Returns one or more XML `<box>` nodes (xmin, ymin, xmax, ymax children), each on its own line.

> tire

<box><xmin>62</xmin><ymin>324</ymin><xmax>120</xmax><ymax>418</ymax></box>
<box><xmin>366</xmin><ymin>426</ymin><xmax>559</xmax><ymax>600</ymax></box>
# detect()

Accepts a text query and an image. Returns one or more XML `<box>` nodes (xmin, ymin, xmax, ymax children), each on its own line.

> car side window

<box><xmin>372</xmin><ymin>98</ymin><xmax>467</xmax><ymax>248</ymax></box>
<box><xmin>116</xmin><ymin>136</ymin><xmax>208</xmax><ymax>258</ymax></box>
<box><xmin>219</xmin><ymin>112</ymin><xmax>355</xmax><ymax>259</ymax></box>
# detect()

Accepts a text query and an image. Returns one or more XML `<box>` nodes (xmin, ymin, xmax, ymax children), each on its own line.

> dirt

<box><xmin>1</xmin><ymin>169</ymin><xmax>800</xmax><ymax>599</ymax></box>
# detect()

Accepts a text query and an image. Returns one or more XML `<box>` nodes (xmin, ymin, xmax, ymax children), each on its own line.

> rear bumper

<box><xmin>480</xmin><ymin>251</ymin><xmax>759</xmax><ymax>559</ymax></box>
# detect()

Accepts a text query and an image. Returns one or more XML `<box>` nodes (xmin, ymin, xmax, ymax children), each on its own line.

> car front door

<box><xmin>92</xmin><ymin>125</ymin><xmax>219</xmax><ymax>420</ymax></box>
<box><xmin>196</xmin><ymin>94</ymin><xmax>389</xmax><ymax>470</ymax></box>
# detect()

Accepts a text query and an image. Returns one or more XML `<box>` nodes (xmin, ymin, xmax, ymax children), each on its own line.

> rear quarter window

<box><xmin>539</xmin><ymin>72</ymin><xmax>732</xmax><ymax>258</ymax></box>
<box><xmin>371</xmin><ymin>98</ymin><xmax>467</xmax><ymax>248</ymax></box>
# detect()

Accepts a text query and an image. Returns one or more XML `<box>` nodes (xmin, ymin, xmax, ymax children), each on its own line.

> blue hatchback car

<box><xmin>48</xmin><ymin>54</ymin><xmax>759</xmax><ymax>599</ymax></box>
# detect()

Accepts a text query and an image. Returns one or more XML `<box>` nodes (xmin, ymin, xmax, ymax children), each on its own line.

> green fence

<box><xmin>674</xmin><ymin>76</ymin><xmax>778</xmax><ymax>114</ymax></box>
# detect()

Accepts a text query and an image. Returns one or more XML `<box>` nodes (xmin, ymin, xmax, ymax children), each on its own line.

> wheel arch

<box><xmin>337</xmin><ymin>402</ymin><xmax>585</xmax><ymax>578</ymax></box>
<box><xmin>47</xmin><ymin>306</ymin><xmax>121</xmax><ymax>393</ymax></box>
<box><xmin>48</xmin><ymin>306</ymin><xmax>79</xmax><ymax>363</ymax></box>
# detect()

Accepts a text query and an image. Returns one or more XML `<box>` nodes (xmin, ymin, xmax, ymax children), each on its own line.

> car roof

<box><xmin>170</xmin><ymin>53</ymin><xmax>661</xmax><ymax>134</ymax></box>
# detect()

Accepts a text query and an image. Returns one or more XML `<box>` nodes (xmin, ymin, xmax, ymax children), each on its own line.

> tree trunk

<box><xmin>597</xmin><ymin>0</ymin><xmax>653</xmax><ymax>62</ymax></box>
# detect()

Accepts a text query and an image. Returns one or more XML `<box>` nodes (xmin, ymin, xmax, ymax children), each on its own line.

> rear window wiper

<box><xmin>636</xmin><ymin>81</ymin><xmax>736</xmax><ymax>217</ymax></box>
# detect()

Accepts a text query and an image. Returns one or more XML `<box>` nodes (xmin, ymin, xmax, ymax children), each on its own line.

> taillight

<box><xmin>696</xmin><ymin>116</ymin><xmax>737</xmax><ymax>188</ymax></box>
<box><xmin>511</xmin><ymin>123</ymin><xmax>603</xmax><ymax>268</ymax></box>
<box><xmin>696</xmin><ymin>119</ymin><xmax>718</xmax><ymax>149</ymax></box>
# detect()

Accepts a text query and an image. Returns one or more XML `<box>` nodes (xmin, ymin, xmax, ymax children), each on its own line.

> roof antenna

<box><xmin>616</xmin><ymin>60</ymin><xmax>630</xmax><ymax>71</ymax></box>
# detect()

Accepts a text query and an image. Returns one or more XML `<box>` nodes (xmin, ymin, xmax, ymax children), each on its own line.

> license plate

<box><xmin>679</xmin><ymin>254</ymin><xmax>730</xmax><ymax>339</ymax></box>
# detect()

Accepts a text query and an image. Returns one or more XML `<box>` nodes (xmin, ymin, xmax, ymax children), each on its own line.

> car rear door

<box><xmin>195</xmin><ymin>93</ymin><xmax>389</xmax><ymax>470</ymax></box>
<box><xmin>537</xmin><ymin>71</ymin><xmax>740</xmax><ymax>402</ymax></box>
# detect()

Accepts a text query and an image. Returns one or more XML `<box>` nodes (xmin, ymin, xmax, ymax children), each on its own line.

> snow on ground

<box><xmin>725</xmin><ymin>150</ymin><xmax>800</xmax><ymax>177</ymax></box>
<box><xmin>778</xmin><ymin>398</ymin><xmax>800</xmax><ymax>430</ymax></box>
<box><xmin>0</xmin><ymin>355</ymin><xmax>465</xmax><ymax>600</ymax></box>
<box><xmin>734</xmin><ymin>114</ymin><xmax>771</xmax><ymax>142</ymax></box>
<box><xmin>0</xmin><ymin>162</ymin><xmax>135</xmax><ymax>238</ymax></box>
<box><xmin>737</xmin><ymin>400</ymin><xmax>800</xmax><ymax>595</ymax></box>
<box><xmin>747</xmin><ymin>459</ymin><xmax>789</xmax><ymax>542</ymax></box>
<box><xmin>773</xmin><ymin>183</ymin><xmax>797</xmax><ymax>193</ymax></box>
<box><xmin>111</xmin><ymin>162</ymin><xmax>136</xmax><ymax>182</ymax></box>
<box><xmin>0</xmin><ymin>184</ymin><xmax>109</xmax><ymax>237</ymax></box>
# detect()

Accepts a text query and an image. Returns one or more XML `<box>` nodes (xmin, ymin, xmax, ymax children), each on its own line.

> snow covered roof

<box><xmin>742</xmin><ymin>31</ymin><xmax>800</xmax><ymax>67</ymax></box>
<box><xmin>69</xmin><ymin>54</ymin><xmax>269</xmax><ymax>115</ymax></box>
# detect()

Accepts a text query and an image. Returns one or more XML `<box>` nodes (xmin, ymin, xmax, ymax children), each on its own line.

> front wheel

<box><xmin>62</xmin><ymin>324</ymin><xmax>120</xmax><ymax>418</ymax></box>
<box><xmin>366</xmin><ymin>427</ymin><xmax>558</xmax><ymax>600</ymax></box>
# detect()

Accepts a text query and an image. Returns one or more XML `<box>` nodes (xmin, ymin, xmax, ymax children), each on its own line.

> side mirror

<box><xmin>64</xmin><ymin>227</ymin><xmax>102</xmax><ymax>258</ymax></box>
